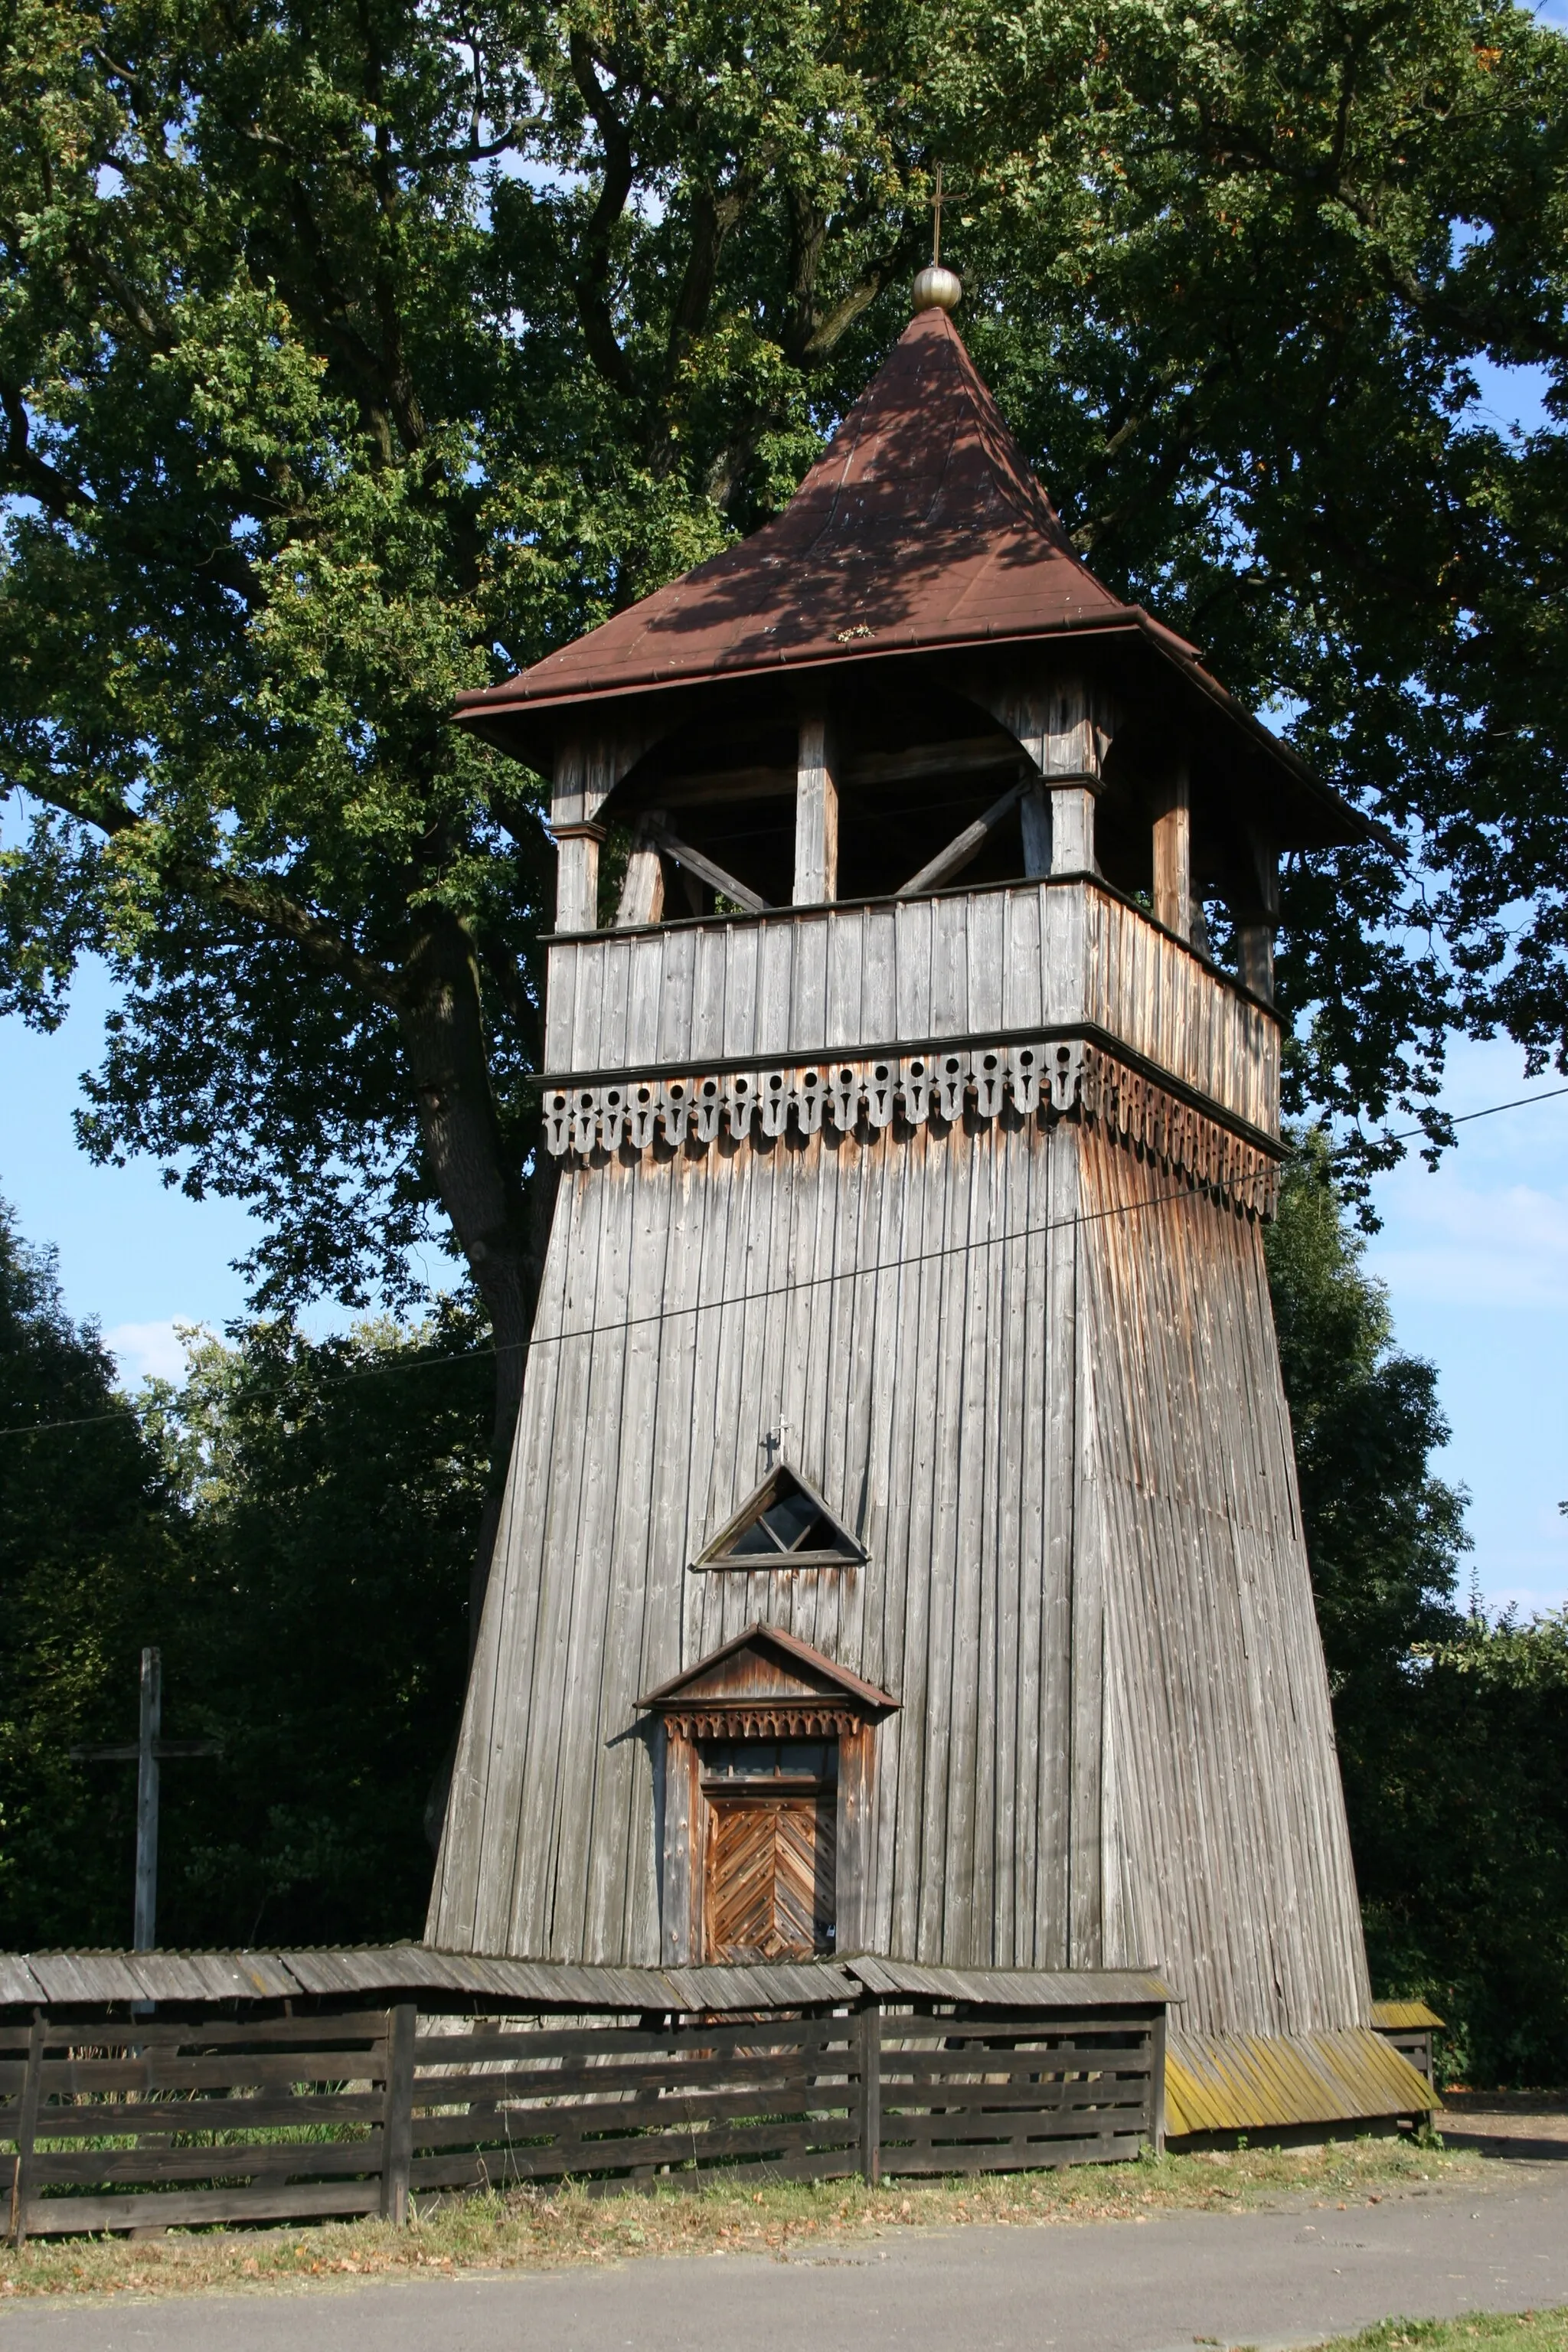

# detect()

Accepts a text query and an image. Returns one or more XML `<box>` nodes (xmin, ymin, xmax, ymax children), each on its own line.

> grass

<box><xmin>1318</xmin><ymin>2316</ymin><xmax>1568</xmax><ymax>2352</ymax></box>
<box><xmin>0</xmin><ymin>2134</ymin><xmax>1484</xmax><ymax>2301</ymax></box>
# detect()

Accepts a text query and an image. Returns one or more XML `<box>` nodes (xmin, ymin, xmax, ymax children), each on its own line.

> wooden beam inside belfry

<box><xmin>897</xmin><ymin>778</ymin><xmax>1028</xmax><ymax>897</ymax></box>
<box><xmin>1020</xmin><ymin>784</ymin><xmax>1051</xmax><ymax>879</ymax></box>
<box><xmin>794</xmin><ymin>714</ymin><xmax>839</xmax><ymax>903</ymax></box>
<box><xmin>1152</xmin><ymin>764</ymin><xmax>1192</xmax><ymax>941</ymax></box>
<box><xmin>646</xmin><ymin>822</ymin><xmax>768</xmax><ymax>914</ymax></box>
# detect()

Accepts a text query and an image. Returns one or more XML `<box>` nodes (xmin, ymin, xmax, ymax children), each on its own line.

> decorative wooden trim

<box><xmin>662</xmin><ymin>1706</ymin><xmax>864</xmax><ymax>1740</ymax></box>
<box><xmin>1078</xmin><ymin>1049</ymin><xmax>1280</xmax><ymax>1218</ymax></box>
<box><xmin>542</xmin><ymin>1038</ymin><xmax>1279</xmax><ymax>1217</ymax></box>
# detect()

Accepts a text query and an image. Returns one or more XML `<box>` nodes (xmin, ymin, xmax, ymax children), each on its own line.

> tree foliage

<box><xmin>1266</xmin><ymin>1139</ymin><xmax>1568</xmax><ymax>2086</ymax></box>
<box><xmin>1361</xmin><ymin>1606</ymin><xmax>1568</xmax><ymax>2086</ymax></box>
<box><xmin>0</xmin><ymin>1200</ymin><xmax>186</xmax><ymax>1947</ymax></box>
<box><xmin>0</xmin><ymin>1261</ymin><xmax>488</xmax><ymax>1951</ymax></box>
<box><xmin>0</xmin><ymin>0</ymin><xmax>1565</xmax><ymax>1472</ymax></box>
<box><xmin>1266</xmin><ymin>1132</ymin><xmax>1469</xmax><ymax>1700</ymax></box>
<box><xmin>142</xmin><ymin>1306</ymin><xmax>488</xmax><ymax>1946</ymax></box>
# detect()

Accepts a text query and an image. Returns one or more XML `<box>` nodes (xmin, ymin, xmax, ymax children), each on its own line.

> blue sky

<box><xmin>2</xmin><ymin>959</ymin><xmax>1563</xmax><ymax>1619</ymax></box>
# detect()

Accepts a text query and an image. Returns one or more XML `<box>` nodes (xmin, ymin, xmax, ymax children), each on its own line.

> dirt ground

<box><xmin>1437</xmin><ymin>2095</ymin><xmax>1568</xmax><ymax>2163</ymax></box>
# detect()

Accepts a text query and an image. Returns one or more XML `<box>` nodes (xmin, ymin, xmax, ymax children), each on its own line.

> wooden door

<box><xmin>704</xmin><ymin>1794</ymin><xmax>837</xmax><ymax>1961</ymax></box>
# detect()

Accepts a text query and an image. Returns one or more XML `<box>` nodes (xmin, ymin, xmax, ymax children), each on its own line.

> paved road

<box><xmin>8</xmin><ymin>2161</ymin><xmax>1566</xmax><ymax>2352</ymax></box>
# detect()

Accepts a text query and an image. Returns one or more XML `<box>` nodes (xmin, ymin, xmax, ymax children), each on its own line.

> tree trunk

<box><xmin>396</xmin><ymin>906</ymin><xmax>550</xmax><ymax>1642</ymax></box>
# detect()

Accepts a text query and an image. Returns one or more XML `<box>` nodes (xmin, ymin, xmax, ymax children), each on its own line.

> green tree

<box><xmin>1266</xmin><ymin>1132</ymin><xmax>1470</xmax><ymax>1704</ymax></box>
<box><xmin>145</xmin><ymin>1305</ymin><xmax>491</xmax><ymax>1946</ymax></box>
<box><xmin>0</xmin><ymin>1199</ymin><xmax>187</xmax><ymax>1947</ymax></box>
<box><xmin>1363</xmin><ymin>1606</ymin><xmax>1568</xmax><ymax>2086</ymax></box>
<box><xmin>1266</xmin><ymin>1139</ymin><xmax>1568</xmax><ymax>2085</ymax></box>
<box><xmin>2</xmin><ymin>0</ymin><xmax>1566</xmax><ymax>1576</ymax></box>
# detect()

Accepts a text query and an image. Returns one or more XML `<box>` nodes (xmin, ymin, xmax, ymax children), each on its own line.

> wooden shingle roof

<box><xmin>456</xmin><ymin>302</ymin><xmax>1374</xmax><ymax>850</ymax></box>
<box><xmin>459</xmin><ymin>307</ymin><xmax>1132</xmax><ymax>724</ymax></box>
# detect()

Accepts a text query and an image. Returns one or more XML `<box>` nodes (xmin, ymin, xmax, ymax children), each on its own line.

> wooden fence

<box><xmin>1</xmin><ymin>1998</ymin><xmax>1161</xmax><ymax>2240</ymax></box>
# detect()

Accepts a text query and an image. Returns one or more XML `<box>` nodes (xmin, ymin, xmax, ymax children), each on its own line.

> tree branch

<box><xmin>567</xmin><ymin>34</ymin><xmax>639</xmax><ymax>401</ymax></box>
<box><xmin>204</xmin><ymin>871</ymin><xmax>402</xmax><ymax>1005</ymax></box>
<box><xmin>476</xmin><ymin>932</ymin><xmax>541</xmax><ymax>1062</ymax></box>
<box><xmin>0</xmin><ymin>379</ymin><xmax>91</xmax><ymax>522</ymax></box>
<box><xmin>408</xmin><ymin>115</ymin><xmax>545</xmax><ymax>170</ymax></box>
<box><xmin>21</xmin><ymin>774</ymin><xmax>401</xmax><ymax>1006</ymax></box>
<box><xmin>666</xmin><ymin>177</ymin><xmax>753</xmax><ymax>377</ymax></box>
<box><xmin>791</xmin><ymin>219</ymin><xmax>928</xmax><ymax>364</ymax></box>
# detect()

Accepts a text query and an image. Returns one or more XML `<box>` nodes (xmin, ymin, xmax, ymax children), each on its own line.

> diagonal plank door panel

<box><xmin>705</xmin><ymin>1796</ymin><xmax>836</xmax><ymax>1960</ymax></box>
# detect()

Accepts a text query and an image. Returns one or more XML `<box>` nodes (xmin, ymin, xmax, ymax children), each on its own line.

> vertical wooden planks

<box><xmin>1076</xmin><ymin>1119</ymin><xmax>1368</xmax><ymax>2034</ymax></box>
<box><xmin>720</xmin><ymin>921</ymin><xmax>762</xmax><ymax>1063</ymax></box>
<box><xmin>8</xmin><ymin>2010</ymin><xmax>44</xmax><ymax>2246</ymax></box>
<box><xmin>544</xmin><ymin>942</ymin><xmax>574</xmax><ymax>1070</ymax></box>
<box><xmin>756</xmin><ymin>920</ymin><xmax>797</xmax><ymax>1061</ymax></box>
<box><xmin>655</xmin><ymin>926</ymin><xmax>698</xmax><ymax>1068</ymax></box>
<box><xmin>825</xmin><ymin>910</ymin><xmax>866</xmax><ymax>1054</ymax></box>
<box><xmin>789</xmin><ymin>912</ymin><xmax>830</xmax><ymax>1055</ymax></box>
<box><xmin>893</xmin><ymin>895</ymin><xmax>934</xmax><ymax>1040</ymax></box>
<box><xmin>379</xmin><ymin>2006</ymin><xmax>416</xmax><ymax>2226</ymax></box>
<box><xmin>793</xmin><ymin>714</ymin><xmax>841</xmax><ymax>904</ymax></box>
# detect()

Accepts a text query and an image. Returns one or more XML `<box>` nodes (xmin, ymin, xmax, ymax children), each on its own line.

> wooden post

<box><xmin>967</xmin><ymin>675</ymin><xmax>1115</xmax><ymax>878</ymax></box>
<box><xmin>8</xmin><ymin>2010</ymin><xmax>44</xmax><ymax>2248</ymax></box>
<box><xmin>1020</xmin><ymin>784</ymin><xmax>1051</xmax><ymax>879</ymax></box>
<box><xmin>380</xmin><ymin>2004</ymin><xmax>417</xmax><ymax>2225</ymax></box>
<box><xmin>1152</xmin><ymin>765</ymin><xmax>1192</xmax><ymax>942</ymax></box>
<box><xmin>1149</xmin><ymin>2003</ymin><xmax>1168</xmax><ymax>2156</ymax></box>
<box><xmin>134</xmin><ymin>1645</ymin><xmax>161</xmax><ymax>1952</ymax></box>
<box><xmin>1047</xmin><ymin>782</ymin><xmax>1096</xmax><ymax>874</ymax></box>
<box><xmin>553</xmin><ymin>729</ymin><xmax>660</xmax><ymax>934</ymax></box>
<box><xmin>856</xmin><ymin>2002</ymin><xmax>881</xmax><ymax>2186</ymax></box>
<box><xmin>1236</xmin><ymin>831</ymin><xmax>1279</xmax><ymax>1004</ymax></box>
<box><xmin>616</xmin><ymin>815</ymin><xmax>666</xmax><ymax>927</ymax></box>
<box><xmin>70</xmin><ymin>1657</ymin><xmax>218</xmax><ymax>1971</ymax></box>
<box><xmin>794</xmin><ymin>714</ymin><xmax>839</xmax><ymax>903</ymax></box>
<box><xmin>552</xmin><ymin>824</ymin><xmax>603</xmax><ymax>933</ymax></box>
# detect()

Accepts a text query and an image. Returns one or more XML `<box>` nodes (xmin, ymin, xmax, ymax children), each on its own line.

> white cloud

<box><xmin>1366</xmin><ymin>1176</ymin><xmax>1568</xmax><ymax>1310</ymax></box>
<box><xmin>104</xmin><ymin>1320</ymin><xmax>193</xmax><ymax>1386</ymax></box>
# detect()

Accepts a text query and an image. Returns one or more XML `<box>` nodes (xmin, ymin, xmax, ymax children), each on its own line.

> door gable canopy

<box><xmin>639</xmin><ymin>1623</ymin><xmax>898</xmax><ymax>1741</ymax></box>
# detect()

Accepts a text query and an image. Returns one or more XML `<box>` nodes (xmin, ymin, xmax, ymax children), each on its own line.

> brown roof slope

<box><xmin>459</xmin><ymin>307</ymin><xmax>1143</xmax><ymax>717</ymax></box>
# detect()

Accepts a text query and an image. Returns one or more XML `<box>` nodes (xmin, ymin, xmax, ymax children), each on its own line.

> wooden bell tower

<box><xmin>431</xmin><ymin>277</ymin><xmax>1410</xmax><ymax>2130</ymax></box>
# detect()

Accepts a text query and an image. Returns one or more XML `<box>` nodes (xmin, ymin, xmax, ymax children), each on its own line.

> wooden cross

<box><xmin>71</xmin><ymin>1648</ymin><xmax>220</xmax><ymax>1951</ymax></box>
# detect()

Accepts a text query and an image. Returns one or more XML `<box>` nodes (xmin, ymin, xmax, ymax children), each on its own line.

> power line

<box><xmin>0</xmin><ymin>1177</ymin><xmax>1202</xmax><ymax>1441</ymax></box>
<box><xmin>2</xmin><ymin>1076</ymin><xmax>1564</xmax><ymax>1446</ymax></box>
<box><xmin>1368</xmin><ymin>1082</ymin><xmax>1568</xmax><ymax>1146</ymax></box>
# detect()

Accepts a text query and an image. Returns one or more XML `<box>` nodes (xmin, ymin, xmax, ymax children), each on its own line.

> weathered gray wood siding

<box><xmin>431</xmin><ymin>1110</ymin><xmax>1077</xmax><ymax>1966</ymax></box>
<box><xmin>430</xmin><ymin>877</ymin><xmax>1367</xmax><ymax>2034</ymax></box>
<box><xmin>544</xmin><ymin>880</ymin><xmax>1278</xmax><ymax>1139</ymax></box>
<box><xmin>1079</xmin><ymin>1124</ymin><xmax>1372</xmax><ymax>2037</ymax></box>
<box><xmin>429</xmin><ymin>1081</ymin><xmax>1367</xmax><ymax>2039</ymax></box>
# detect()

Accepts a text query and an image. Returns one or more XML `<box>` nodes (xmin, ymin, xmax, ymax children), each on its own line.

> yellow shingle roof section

<box><xmin>1166</xmin><ymin>2028</ymin><xmax>1436</xmax><ymax>2136</ymax></box>
<box><xmin>1371</xmin><ymin>1998</ymin><xmax>1446</xmax><ymax>2030</ymax></box>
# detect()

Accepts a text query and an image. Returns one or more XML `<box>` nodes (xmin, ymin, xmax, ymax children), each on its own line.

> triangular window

<box><xmin>696</xmin><ymin>1467</ymin><xmax>864</xmax><ymax>1569</ymax></box>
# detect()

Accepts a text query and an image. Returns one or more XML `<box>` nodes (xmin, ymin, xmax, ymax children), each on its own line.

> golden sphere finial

<box><xmin>913</xmin><ymin>264</ymin><xmax>962</xmax><ymax>313</ymax></box>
